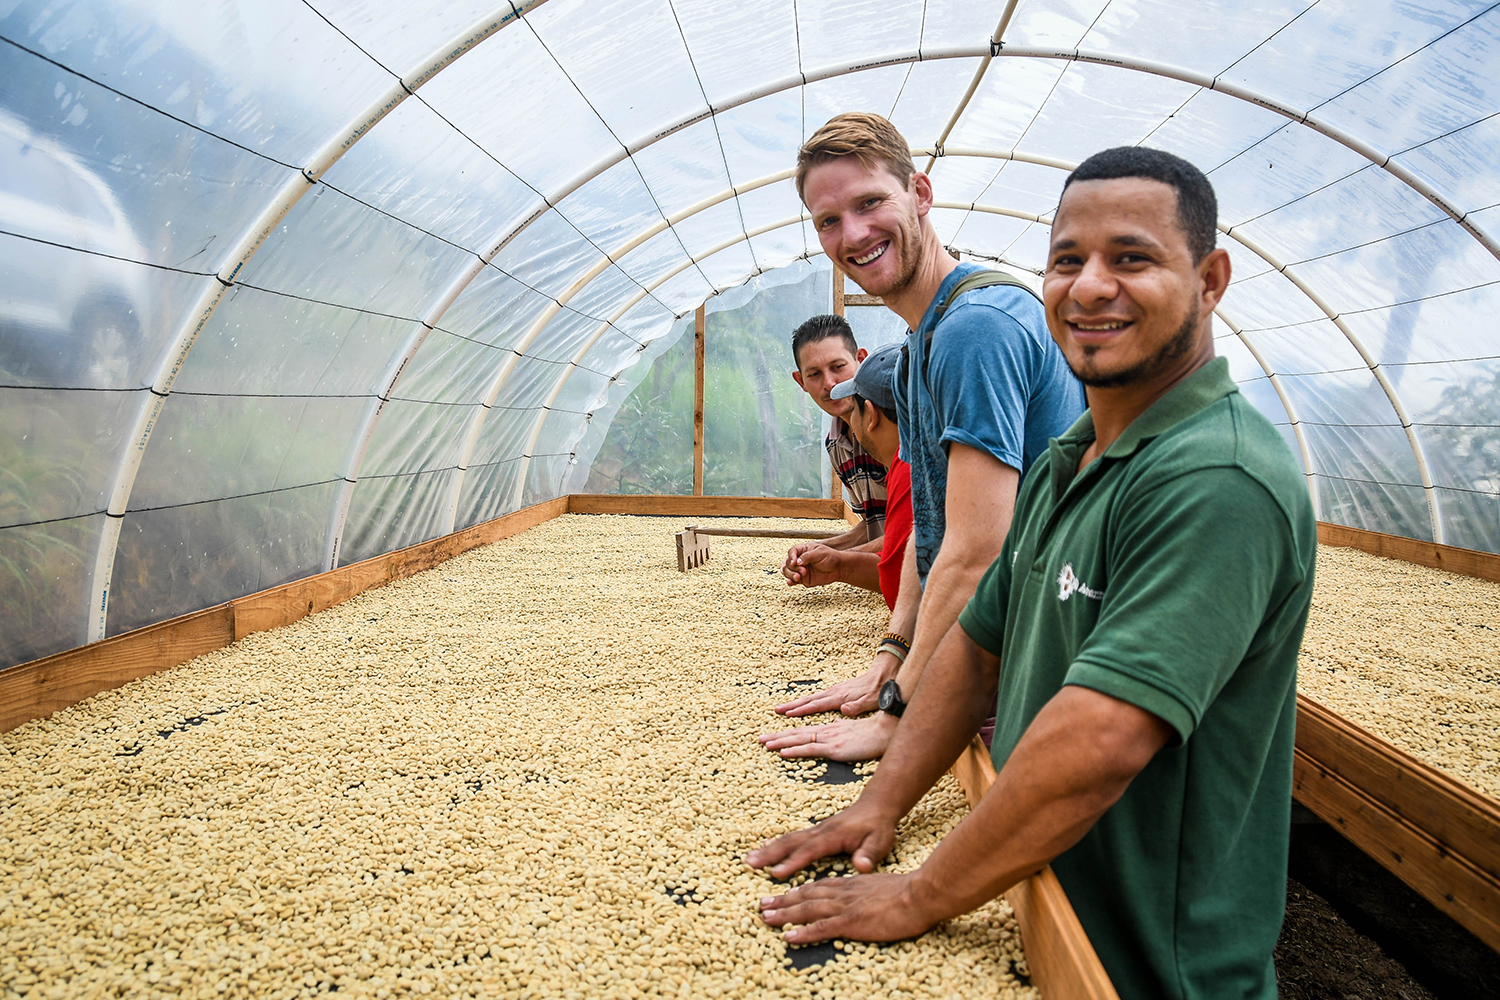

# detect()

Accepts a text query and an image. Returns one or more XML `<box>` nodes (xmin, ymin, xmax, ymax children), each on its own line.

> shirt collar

<box><xmin>1054</xmin><ymin>357</ymin><xmax>1237</xmax><ymax>454</ymax></box>
<box><xmin>1103</xmin><ymin>356</ymin><xmax>1238</xmax><ymax>459</ymax></box>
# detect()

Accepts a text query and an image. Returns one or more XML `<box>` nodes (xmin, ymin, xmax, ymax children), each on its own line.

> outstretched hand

<box><xmin>745</xmin><ymin>800</ymin><xmax>897</xmax><ymax>881</ymax></box>
<box><xmin>774</xmin><ymin>663</ymin><xmax>884</xmax><ymax>717</ymax></box>
<box><xmin>759</xmin><ymin>872</ymin><xmax>938</xmax><ymax>945</ymax></box>
<box><xmin>780</xmin><ymin>543</ymin><xmax>844</xmax><ymax>588</ymax></box>
<box><xmin>758</xmin><ymin>712</ymin><xmax>897</xmax><ymax>762</ymax></box>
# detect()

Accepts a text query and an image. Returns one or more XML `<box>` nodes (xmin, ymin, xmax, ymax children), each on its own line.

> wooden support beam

<box><xmin>1294</xmin><ymin>695</ymin><xmax>1500</xmax><ymax>951</ymax></box>
<box><xmin>1317</xmin><ymin>522</ymin><xmax>1500</xmax><ymax>584</ymax></box>
<box><xmin>0</xmin><ymin>497</ymin><xmax>570</xmax><ymax>733</ymax></box>
<box><xmin>693</xmin><ymin>304</ymin><xmax>706</xmax><ymax>496</ymax></box>
<box><xmin>832</xmin><ymin>267</ymin><xmax>845</xmax><ymax>316</ymax></box>
<box><xmin>844</xmin><ymin>293</ymin><xmax>883</xmax><ymax>307</ymax></box>
<box><xmin>567</xmin><ymin>495</ymin><xmax>844</xmax><ymax>519</ymax></box>
<box><xmin>950</xmin><ymin>738</ymin><xmax>1120</xmax><ymax>1000</ymax></box>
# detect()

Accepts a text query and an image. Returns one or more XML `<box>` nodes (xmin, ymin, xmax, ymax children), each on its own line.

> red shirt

<box><xmin>876</xmin><ymin>456</ymin><xmax>913</xmax><ymax>611</ymax></box>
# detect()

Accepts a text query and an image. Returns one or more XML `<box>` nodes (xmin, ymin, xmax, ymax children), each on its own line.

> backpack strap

<box><xmin>901</xmin><ymin>268</ymin><xmax>1041</xmax><ymax>392</ymax></box>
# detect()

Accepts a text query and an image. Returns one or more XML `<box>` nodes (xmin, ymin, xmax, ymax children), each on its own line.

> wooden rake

<box><xmin>674</xmin><ymin>524</ymin><xmax>844</xmax><ymax>571</ymax></box>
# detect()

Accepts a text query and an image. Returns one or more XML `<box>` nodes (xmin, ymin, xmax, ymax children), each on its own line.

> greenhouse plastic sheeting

<box><xmin>2</xmin><ymin>0</ymin><xmax>1498</xmax><ymax>669</ymax></box>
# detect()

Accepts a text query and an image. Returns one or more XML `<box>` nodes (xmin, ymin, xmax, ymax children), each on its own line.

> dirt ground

<box><xmin>1276</xmin><ymin>878</ymin><xmax>1435</xmax><ymax>1000</ymax></box>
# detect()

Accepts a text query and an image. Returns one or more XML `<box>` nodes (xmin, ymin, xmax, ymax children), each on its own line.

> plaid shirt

<box><xmin>825</xmin><ymin>418</ymin><xmax>887</xmax><ymax>528</ymax></box>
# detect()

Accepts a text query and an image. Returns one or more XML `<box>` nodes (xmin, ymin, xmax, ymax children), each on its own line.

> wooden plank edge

<box><xmin>0</xmin><ymin>497</ymin><xmax>571</xmax><ymax>734</ymax></box>
<box><xmin>0</xmin><ymin>605</ymin><xmax>235</xmax><ymax>734</ymax></box>
<box><xmin>1318</xmin><ymin>522</ymin><xmax>1500</xmax><ymax>584</ymax></box>
<box><xmin>1293</xmin><ymin>745</ymin><xmax>1500</xmax><ymax>952</ymax></box>
<box><xmin>1296</xmin><ymin>694</ymin><xmax>1500</xmax><ymax>882</ymax></box>
<box><xmin>949</xmin><ymin>737</ymin><xmax>1120</xmax><ymax>1000</ymax></box>
<box><xmin>565</xmin><ymin>494</ymin><xmax>845</xmax><ymax>518</ymax></box>
<box><xmin>843</xmin><ymin>501</ymin><xmax>860</xmax><ymax>527</ymax></box>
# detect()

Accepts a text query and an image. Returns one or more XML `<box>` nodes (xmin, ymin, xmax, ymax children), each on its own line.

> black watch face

<box><xmin>879</xmin><ymin>679</ymin><xmax>903</xmax><ymax>715</ymax></box>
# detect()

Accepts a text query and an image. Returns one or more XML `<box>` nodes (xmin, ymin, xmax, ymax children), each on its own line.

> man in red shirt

<box><xmin>780</xmin><ymin>344</ymin><xmax>911</xmax><ymax>611</ymax></box>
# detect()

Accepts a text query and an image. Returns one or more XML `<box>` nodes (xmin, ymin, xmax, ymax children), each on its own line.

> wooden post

<box><xmin>693</xmin><ymin>304</ymin><xmax>705</xmax><ymax>496</ymax></box>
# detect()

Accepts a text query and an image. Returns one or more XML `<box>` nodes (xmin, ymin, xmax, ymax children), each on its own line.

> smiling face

<box><xmin>1043</xmin><ymin>177</ymin><xmax>1229</xmax><ymax>390</ymax></box>
<box><xmin>792</xmin><ymin>337</ymin><xmax>866</xmax><ymax>419</ymax></box>
<box><xmin>803</xmin><ymin>156</ymin><xmax>929</xmax><ymax>300</ymax></box>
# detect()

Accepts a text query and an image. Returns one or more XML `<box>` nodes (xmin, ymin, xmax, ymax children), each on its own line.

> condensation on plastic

<box><xmin>232</xmin><ymin>185</ymin><xmax>477</xmax><ymax>319</ymax></box>
<box><xmin>0</xmin><ymin>512</ymin><xmax>100</xmax><ymax>667</ymax></box>
<box><xmin>528</xmin><ymin>1</ymin><xmax>708</xmax><ymax>148</ymax></box>
<box><xmin>464</xmin><ymin>409</ymin><xmax>529</xmax><ymax>479</ymax></box>
<box><xmin>1080</xmin><ymin>0</ymin><xmax>1310</xmax><ymax>77</ymax></box>
<box><xmin>128</xmin><ymin>395</ymin><xmax>364</xmax><ymax>510</ymax></box>
<box><xmin>339</xmin><ymin>469</ymin><xmax>454</xmax><ymax>567</ymax></box>
<box><xmin>390</xmin><ymin>331</ymin><xmax>513</xmax><ymax>406</ymax></box>
<box><xmin>171</xmin><ymin>286</ymin><xmax>416</xmax><ymax>396</ymax></box>
<box><xmin>456</xmin><ymin>457</ymin><xmax>524</xmax><ymax>529</ymax></box>
<box><xmin>414</xmin><ymin>19</ymin><xmax>619</xmax><ymax>200</ymax></box>
<box><xmin>0</xmin><ymin>234</ymin><xmax>210</xmax><ymax>390</ymax></box>
<box><xmin>0</xmin><ymin>44</ymin><xmax>292</xmax><ymax>274</ymax></box>
<box><xmin>108</xmin><ymin>480</ymin><xmax>339</xmax><ymax>636</ymax></box>
<box><xmin>354</xmin><ymin>397</ymin><xmax>474</xmax><ymax>478</ymax></box>
<box><xmin>437</xmin><ymin>267</ymin><xmax>560</xmax><ymax>348</ymax></box>
<box><xmin>307</xmin><ymin>0</ymin><xmax>503</xmax><ymax>82</ymax></box>
<box><xmin>0</xmin><ymin>0</ymin><xmax>393</xmax><ymax>168</ymax></box>
<box><xmin>489</xmin><ymin>209</ymin><xmax>613</xmax><ymax>303</ymax></box>
<box><xmin>317</xmin><ymin>96</ymin><xmax>542</xmax><ymax>257</ymax></box>
<box><xmin>0</xmin><ymin>387</ymin><xmax>141</xmax><ymax>525</ymax></box>
<box><xmin>549</xmin><ymin>156</ymin><xmax>678</xmax><ymax>259</ymax></box>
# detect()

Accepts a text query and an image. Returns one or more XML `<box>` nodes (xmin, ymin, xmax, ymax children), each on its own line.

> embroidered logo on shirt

<box><xmin>1057</xmin><ymin>563</ymin><xmax>1104</xmax><ymax>602</ymax></box>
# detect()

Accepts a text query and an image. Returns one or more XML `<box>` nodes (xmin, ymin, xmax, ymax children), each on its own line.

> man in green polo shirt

<box><xmin>747</xmin><ymin>147</ymin><xmax>1317</xmax><ymax>1000</ymax></box>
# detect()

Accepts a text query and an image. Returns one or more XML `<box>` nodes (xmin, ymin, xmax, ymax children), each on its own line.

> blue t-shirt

<box><xmin>893</xmin><ymin>263</ymin><xmax>1086</xmax><ymax>581</ymax></box>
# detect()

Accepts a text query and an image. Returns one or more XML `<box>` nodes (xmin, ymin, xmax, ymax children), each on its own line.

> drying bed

<box><xmin>1300</xmin><ymin>546</ymin><xmax>1500</xmax><ymax>801</ymax></box>
<box><xmin>0</xmin><ymin>514</ymin><xmax>1035</xmax><ymax>1000</ymax></box>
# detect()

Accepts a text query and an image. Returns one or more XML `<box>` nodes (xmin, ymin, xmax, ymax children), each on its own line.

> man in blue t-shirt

<box><xmin>760</xmin><ymin>112</ymin><xmax>1083</xmax><ymax>762</ymax></box>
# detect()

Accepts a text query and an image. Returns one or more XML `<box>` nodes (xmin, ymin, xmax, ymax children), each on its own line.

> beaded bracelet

<box><xmin>880</xmin><ymin>631</ymin><xmax>911</xmax><ymax>652</ymax></box>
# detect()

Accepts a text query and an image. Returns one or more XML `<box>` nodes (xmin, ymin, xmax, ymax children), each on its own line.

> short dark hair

<box><xmin>791</xmin><ymin>314</ymin><xmax>858</xmax><ymax>368</ymax></box>
<box><xmin>851</xmin><ymin>393</ymin><xmax>898</xmax><ymax>425</ymax></box>
<box><xmin>1063</xmin><ymin>147</ymin><xmax>1218</xmax><ymax>262</ymax></box>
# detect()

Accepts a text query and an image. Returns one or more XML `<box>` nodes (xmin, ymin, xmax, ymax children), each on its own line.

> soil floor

<box><xmin>1276</xmin><ymin>877</ymin><xmax>1435</xmax><ymax>1000</ymax></box>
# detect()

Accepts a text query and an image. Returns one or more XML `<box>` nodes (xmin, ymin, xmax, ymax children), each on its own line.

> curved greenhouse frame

<box><xmin>3</xmin><ymin>0</ymin><xmax>1498</xmax><ymax>671</ymax></box>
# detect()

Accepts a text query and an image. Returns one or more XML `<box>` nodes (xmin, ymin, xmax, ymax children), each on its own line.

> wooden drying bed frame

<box><xmin>0</xmin><ymin>493</ymin><xmax>1118</xmax><ymax>999</ymax></box>
<box><xmin>3</xmin><ymin>499</ymin><xmax>1498</xmax><ymax>974</ymax></box>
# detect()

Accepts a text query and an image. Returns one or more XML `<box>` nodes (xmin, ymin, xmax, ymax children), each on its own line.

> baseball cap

<box><xmin>829</xmin><ymin>343</ymin><xmax>900</xmax><ymax>411</ymax></box>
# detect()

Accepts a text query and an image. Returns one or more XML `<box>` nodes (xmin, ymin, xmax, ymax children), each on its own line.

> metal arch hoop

<box><xmin>80</xmin><ymin>3</ymin><xmax>553</xmax><ymax>642</ymax></box>
<box><xmin>85</xmin><ymin>32</ymin><xmax>1485</xmax><ymax>638</ymax></box>
<box><xmin>388</xmin><ymin>46</ymin><xmax>1478</xmax><ymax>549</ymax></box>
<box><xmin>506</xmin><ymin>197</ymin><xmax>1317</xmax><ymax>517</ymax></box>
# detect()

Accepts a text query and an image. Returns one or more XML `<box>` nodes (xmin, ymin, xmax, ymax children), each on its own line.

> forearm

<box><xmin>906</xmin><ymin>688</ymin><xmax>1170</xmax><ymax>921</ymax></box>
<box><xmin>833</xmin><ymin>551</ymin><xmax>881</xmax><ymax>592</ymax></box>
<box><xmin>891</xmin><ymin>545</ymin><xmax>994</xmax><ymax>695</ymax></box>
<box><xmin>856</xmin><ymin>627</ymin><xmax>998</xmax><ymax>823</ymax></box>
<box><xmin>823</xmin><ymin>524</ymin><xmax>877</xmax><ymax>551</ymax></box>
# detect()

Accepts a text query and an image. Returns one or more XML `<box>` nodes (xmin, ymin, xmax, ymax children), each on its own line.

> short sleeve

<box><xmin>925</xmin><ymin>294</ymin><xmax>1042</xmax><ymax>471</ymax></box>
<box><xmin>957</xmin><ymin>532</ymin><xmax>1016</xmax><ymax>656</ymax></box>
<box><xmin>1064</xmin><ymin>466</ymin><xmax>1302</xmax><ymax>744</ymax></box>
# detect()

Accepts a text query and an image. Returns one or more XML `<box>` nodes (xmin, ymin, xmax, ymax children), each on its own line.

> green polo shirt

<box><xmin>958</xmin><ymin>357</ymin><xmax>1316</xmax><ymax>1000</ymax></box>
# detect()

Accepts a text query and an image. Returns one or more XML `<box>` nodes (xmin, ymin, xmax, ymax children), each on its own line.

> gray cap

<box><xmin>829</xmin><ymin>342</ymin><xmax>901</xmax><ymax>411</ymax></box>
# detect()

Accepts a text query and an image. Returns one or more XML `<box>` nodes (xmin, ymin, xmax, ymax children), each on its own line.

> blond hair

<box><xmin>795</xmin><ymin>112</ymin><xmax>915</xmax><ymax>201</ymax></box>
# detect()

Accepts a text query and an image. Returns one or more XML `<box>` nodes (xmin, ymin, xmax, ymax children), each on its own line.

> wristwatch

<box><xmin>878</xmin><ymin>679</ymin><xmax>907</xmax><ymax>718</ymax></box>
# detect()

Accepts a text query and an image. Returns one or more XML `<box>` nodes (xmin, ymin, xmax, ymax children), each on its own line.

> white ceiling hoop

<box><xmin>355</xmin><ymin>39</ymin><xmax>1486</xmax><ymax>552</ymax></box>
<box><xmin>442</xmin><ymin>211</ymin><xmax>811</xmax><ymax>532</ymax></box>
<box><xmin>921</xmin><ymin>0</ymin><xmax>1021</xmax><ymax>175</ymax></box>
<box><xmin>511</xmin><ymin>198</ymin><xmax>1314</xmax><ymax>520</ymax></box>
<box><xmin>81</xmin><ymin>3</ymin><xmax>552</xmax><ymax>643</ymax></box>
<box><xmin>924</xmin><ymin>146</ymin><xmax>1443</xmax><ymax>542</ymax></box>
<box><xmin>320</xmin><ymin>169</ymin><xmax>799</xmax><ymax>569</ymax></box>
